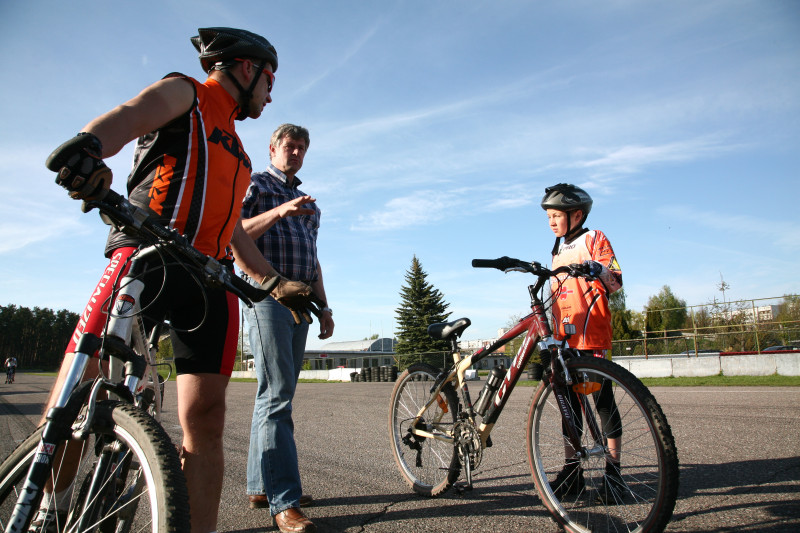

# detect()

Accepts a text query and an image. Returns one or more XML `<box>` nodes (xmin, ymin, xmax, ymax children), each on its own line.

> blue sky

<box><xmin>1</xmin><ymin>0</ymin><xmax>798</xmax><ymax>350</ymax></box>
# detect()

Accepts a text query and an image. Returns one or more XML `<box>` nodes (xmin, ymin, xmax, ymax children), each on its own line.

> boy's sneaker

<box><xmin>551</xmin><ymin>464</ymin><xmax>585</xmax><ymax>498</ymax></box>
<box><xmin>595</xmin><ymin>469</ymin><xmax>630</xmax><ymax>505</ymax></box>
<box><xmin>28</xmin><ymin>508</ymin><xmax>68</xmax><ymax>533</ymax></box>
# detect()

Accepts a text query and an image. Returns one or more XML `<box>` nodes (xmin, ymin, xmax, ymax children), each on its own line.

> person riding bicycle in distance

<box><xmin>541</xmin><ymin>183</ymin><xmax>626</xmax><ymax>503</ymax></box>
<box><xmin>4</xmin><ymin>356</ymin><xmax>17</xmax><ymax>383</ymax></box>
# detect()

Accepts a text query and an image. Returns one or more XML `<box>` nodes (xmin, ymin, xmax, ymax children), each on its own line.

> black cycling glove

<box><xmin>46</xmin><ymin>132</ymin><xmax>112</xmax><ymax>200</ymax></box>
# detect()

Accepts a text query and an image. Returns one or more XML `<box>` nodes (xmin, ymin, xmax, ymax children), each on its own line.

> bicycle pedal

<box><xmin>454</xmin><ymin>481</ymin><xmax>473</xmax><ymax>493</ymax></box>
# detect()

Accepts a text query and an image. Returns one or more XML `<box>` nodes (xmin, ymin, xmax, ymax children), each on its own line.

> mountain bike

<box><xmin>4</xmin><ymin>368</ymin><xmax>14</xmax><ymax>385</ymax></box>
<box><xmin>389</xmin><ymin>256</ymin><xmax>679</xmax><ymax>533</ymax></box>
<box><xmin>0</xmin><ymin>189</ymin><xmax>275</xmax><ymax>533</ymax></box>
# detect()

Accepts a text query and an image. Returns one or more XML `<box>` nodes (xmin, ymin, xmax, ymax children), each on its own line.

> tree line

<box><xmin>0</xmin><ymin>304</ymin><xmax>79</xmax><ymax>370</ymax></box>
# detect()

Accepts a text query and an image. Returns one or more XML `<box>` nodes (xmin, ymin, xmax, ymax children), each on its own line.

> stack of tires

<box><xmin>354</xmin><ymin>365</ymin><xmax>398</xmax><ymax>382</ymax></box>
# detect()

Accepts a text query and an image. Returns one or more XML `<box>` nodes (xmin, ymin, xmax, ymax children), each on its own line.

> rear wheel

<box><xmin>388</xmin><ymin>363</ymin><xmax>460</xmax><ymax>496</ymax></box>
<box><xmin>527</xmin><ymin>356</ymin><xmax>679</xmax><ymax>533</ymax></box>
<box><xmin>0</xmin><ymin>401</ymin><xmax>190</xmax><ymax>532</ymax></box>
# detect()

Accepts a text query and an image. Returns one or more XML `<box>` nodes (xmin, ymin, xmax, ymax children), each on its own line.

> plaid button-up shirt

<box><xmin>241</xmin><ymin>164</ymin><xmax>321</xmax><ymax>282</ymax></box>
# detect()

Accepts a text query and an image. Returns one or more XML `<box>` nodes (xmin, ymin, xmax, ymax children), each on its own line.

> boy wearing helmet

<box><xmin>541</xmin><ymin>183</ymin><xmax>627</xmax><ymax>504</ymax></box>
<box><xmin>43</xmin><ymin>28</ymin><xmax>282</xmax><ymax>533</ymax></box>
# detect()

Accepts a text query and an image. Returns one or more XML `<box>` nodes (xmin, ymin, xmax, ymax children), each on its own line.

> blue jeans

<box><xmin>244</xmin><ymin>296</ymin><xmax>309</xmax><ymax>515</ymax></box>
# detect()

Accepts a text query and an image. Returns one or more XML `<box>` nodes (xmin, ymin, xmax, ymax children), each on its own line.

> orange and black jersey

<box><xmin>106</xmin><ymin>74</ymin><xmax>252</xmax><ymax>260</ymax></box>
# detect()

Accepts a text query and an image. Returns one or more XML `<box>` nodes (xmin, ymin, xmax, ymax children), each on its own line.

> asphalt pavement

<box><xmin>1</xmin><ymin>374</ymin><xmax>798</xmax><ymax>532</ymax></box>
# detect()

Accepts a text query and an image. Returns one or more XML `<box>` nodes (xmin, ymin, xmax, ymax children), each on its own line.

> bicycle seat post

<box><xmin>449</xmin><ymin>336</ymin><xmax>459</xmax><ymax>354</ymax></box>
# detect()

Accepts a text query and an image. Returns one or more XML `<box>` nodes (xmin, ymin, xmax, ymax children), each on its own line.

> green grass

<box><xmin>516</xmin><ymin>373</ymin><xmax>800</xmax><ymax>387</ymax></box>
<box><xmin>637</xmin><ymin>374</ymin><xmax>800</xmax><ymax>387</ymax></box>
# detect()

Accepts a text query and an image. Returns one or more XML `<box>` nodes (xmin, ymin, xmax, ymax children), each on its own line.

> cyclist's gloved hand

<box><xmin>46</xmin><ymin>132</ymin><xmax>112</xmax><ymax>200</ymax></box>
<box><xmin>272</xmin><ymin>278</ymin><xmax>315</xmax><ymax>324</ymax></box>
<box><xmin>582</xmin><ymin>260</ymin><xmax>604</xmax><ymax>278</ymax></box>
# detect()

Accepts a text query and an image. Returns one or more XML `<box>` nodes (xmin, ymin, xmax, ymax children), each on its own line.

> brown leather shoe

<box><xmin>249</xmin><ymin>494</ymin><xmax>269</xmax><ymax>509</ymax></box>
<box><xmin>274</xmin><ymin>507</ymin><xmax>315</xmax><ymax>533</ymax></box>
<box><xmin>248</xmin><ymin>494</ymin><xmax>313</xmax><ymax>509</ymax></box>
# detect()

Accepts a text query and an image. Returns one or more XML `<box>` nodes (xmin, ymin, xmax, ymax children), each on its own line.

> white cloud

<box><xmin>658</xmin><ymin>206</ymin><xmax>800</xmax><ymax>249</ymax></box>
<box><xmin>577</xmin><ymin>137</ymin><xmax>730</xmax><ymax>175</ymax></box>
<box><xmin>352</xmin><ymin>190</ymin><xmax>453</xmax><ymax>231</ymax></box>
<box><xmin>0</xmin><ymin>212</ymin><xmax>86</xmax><ymax>254</ymax></box>
<box><xmin>295</xmin><ymin>22</ymin><xmax>383</xmax><ymax>95</ymax></box>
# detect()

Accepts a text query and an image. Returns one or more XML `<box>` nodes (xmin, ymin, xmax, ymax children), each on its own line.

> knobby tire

<box><xmin>0</xmin><ymin>401</ymin><xmax>190</xmax><ymax>532</ymax></box>
<box><xmin>527</xmin><ymin>356</ymin><xmax>679</xmax><ymax>533</ymax></box>
<box><xmin>388</xmin><ymin>363</ymin><xmax>460</xmax><ymax>496</ymax></box>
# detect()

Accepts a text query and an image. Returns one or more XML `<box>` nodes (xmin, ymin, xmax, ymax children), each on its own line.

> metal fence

<box><xmin>612</xmin><ymin>296</ymin><xmax>799</xmax><ymax>358</ymax></box>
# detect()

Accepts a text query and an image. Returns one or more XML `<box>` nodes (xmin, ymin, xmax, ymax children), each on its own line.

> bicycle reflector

<box><xmin>436</xmin><ymin>394</ymin><xmax>448</xmax><ymax>413</ymax></box>
<box><xmin>573</xmin><ymin>381</ymin><xmax>602</xmax><ymax>395</ymax></box>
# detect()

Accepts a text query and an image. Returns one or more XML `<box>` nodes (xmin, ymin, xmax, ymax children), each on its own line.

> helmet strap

<box><xmin>551</xmin><ymin>237</ymin><xmax>561</xmax><ymax>257</ymax></box>
<box><xmin>221</xmin><ymin>59</ymin><xmax>267</xmax><ymax>121</ymax></box>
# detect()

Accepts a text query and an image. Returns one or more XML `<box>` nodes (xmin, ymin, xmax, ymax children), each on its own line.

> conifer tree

<box><xmin>394</xmin><ymin>256</ymin><xmax>451</xmax><ymax>367</ymax></box>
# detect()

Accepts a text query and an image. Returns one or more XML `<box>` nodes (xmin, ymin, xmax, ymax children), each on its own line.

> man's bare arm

<box><xmin>83</xmin><ymin>77</ymin><xmax>196</xmax><ymax>158</ymax></box>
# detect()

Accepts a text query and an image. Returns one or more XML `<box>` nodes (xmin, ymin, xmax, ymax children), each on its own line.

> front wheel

<box><xmin>526</xmin><ymin>356</ymin><xmax>679</xmax><ymax>533</ymax></box>
<box><xmin>0</xmin><ymin>401</ymin><xmax>190</xmax><ymax>532</ymax></box>
<box><xmin>388</xmin><ymin>363</ymin><xmax>460</xmax><ymax>496</ymax></box>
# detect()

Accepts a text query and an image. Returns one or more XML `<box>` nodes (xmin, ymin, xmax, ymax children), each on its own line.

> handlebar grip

<box><xmin>103</xmin><ymin>189</ymin><xmax>125</xmax><ymax>206</ymax></box>
<box><xmin>472</xmin><ymin>256</ymin><xmax>516</xmax><ymax>270</ymax></box>
<box><xmin>229</xmin><ymin>273</ymin><xmax>276</xmax><ymax>304</ymax></box>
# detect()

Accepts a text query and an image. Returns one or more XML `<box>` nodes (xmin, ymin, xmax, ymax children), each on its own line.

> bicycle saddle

<box><xmin>427</xmin><ymin>317</ymin><xmax>471</xmax><ymax>340</ymax></box>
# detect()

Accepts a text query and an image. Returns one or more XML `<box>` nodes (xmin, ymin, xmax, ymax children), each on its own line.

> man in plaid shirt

<box><xmin>240</xmin><ymin>123</ymin><xmax>333</xmax><ymax>533</ymax></box>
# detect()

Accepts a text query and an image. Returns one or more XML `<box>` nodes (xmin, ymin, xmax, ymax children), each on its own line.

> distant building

<box><xmin>305</xmin><ymin>338</ymin><xmax>397</xmax><ymax>370</ymax></box>
<box><xmin>303</xmin><ymin>334</ymin><xmax>514</xmax><ymax>371</ymax></box>
<box><xmin>714</xmin><ymin>304</ymin><xmax>780</xmax><ymax>323</ymax></box>
<box><xmin>460</xmin><ymin>329</ymin><xmax>513</xmax><ymax>369</ymax></box>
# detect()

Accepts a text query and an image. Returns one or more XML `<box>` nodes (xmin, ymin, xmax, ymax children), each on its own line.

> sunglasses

<box><xmin>237</xmin><ymin>59</ymin><xmax>274</xmax><ymax>92</ymax></box>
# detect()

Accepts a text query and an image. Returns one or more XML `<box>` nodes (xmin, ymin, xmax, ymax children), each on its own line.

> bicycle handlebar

<box><xmin>471</xmin><ymin>256</ymin><xmax>592</xmax><ymax>280</ymax></box>
<box><xmin>82</xmin><ymin>189</ymin><xmax>275</xmax><ymax>306</ymax></box>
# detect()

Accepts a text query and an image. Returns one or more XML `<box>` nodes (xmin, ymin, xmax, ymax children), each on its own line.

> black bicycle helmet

<box><xmin>541</xmin><ymin>183</ymin><xmax>593</xmax><ymax>253</ymax></box>
<box><xmin>191</xmin><ymin>27</ymin><xmax>278</xmax><ymax>73</ymax></box>
<box><xmin>191</xmin><ymin>27</ymin><xmax>278</xmax><ymax>120</ymax></box>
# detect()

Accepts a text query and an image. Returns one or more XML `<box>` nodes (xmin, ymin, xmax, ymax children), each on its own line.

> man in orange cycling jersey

<box><xmin>44</xmin><ymin>28</ymin><xmax>282</xmax><ymax>533</ymax></box>
<box><xmin>541</xmin><ymin>183</ymin><xmax>627</xmax><ymax>505</ymax></box>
